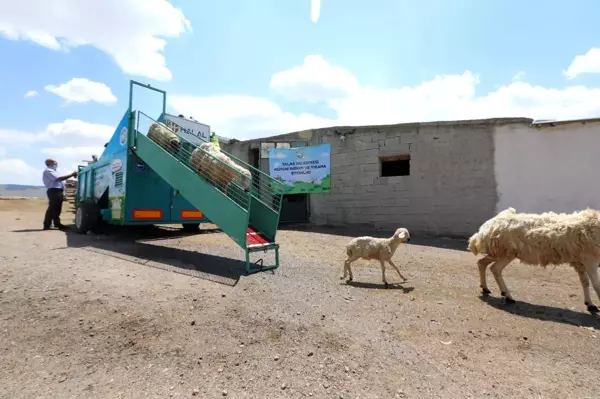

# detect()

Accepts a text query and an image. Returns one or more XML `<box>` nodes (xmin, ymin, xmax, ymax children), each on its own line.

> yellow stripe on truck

<box><xmin>133</xmin><ymin>209</ymin><xmax>162</xmax><ymax>219</ymax></box>
<box><xmin>181</xmin><ymin>210</ymin><xmax>203</xmax><ymax>219</ymax></box>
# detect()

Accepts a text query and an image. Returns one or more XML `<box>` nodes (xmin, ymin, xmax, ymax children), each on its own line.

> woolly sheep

<box><xmin>228</xmin><ymin>160</ymin><xmax>252</xmax><ymax>191</ymax></box>
<box><xmin>468</xmin><ymin>207</ymin><xmax>600</xmax><ymax>315</ymax></box>
<box><xmin>190</xmin><ymin>142</ymin><xmax>252</xmax><ymax>192</ymax></box>
<box><xmin>341</xmin><ymin>227</ymin><xmax>411</xmax><ymax>287</ymax></box>
<box><xmin>147</xmin><ymin>122</ymin><xmax>181</xmax><ymax>155</ymax></box>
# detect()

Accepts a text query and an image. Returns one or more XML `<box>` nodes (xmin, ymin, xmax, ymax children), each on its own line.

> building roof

<box><xmin>216</xmin><ymin>134</ymin><xmax>235</xmax><ymax>143</ymax></box>
<box><xmin>531</xmin><ymin>116</ymin><xmax>600</xmax><ymax>128</ymax></box>
<box><xmin>221</xmin><ymin>115</ymin><xmax>600</xmax><ymax>144</ymax></box>
<box><xmin>229</xmin><ymin>117</ymin><xmax>536</xmax><ymax>144</ymax></box>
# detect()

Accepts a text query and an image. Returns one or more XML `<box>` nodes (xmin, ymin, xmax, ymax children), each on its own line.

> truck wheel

<box><xmin>75</xmin><ymin>199</ymin><xmax>99</xmax><ymax>234</ymax></box>
<box><xmin>182</xmin><ymin>223</ymin><xmax>200</xmax><ymax>232</ymax></box>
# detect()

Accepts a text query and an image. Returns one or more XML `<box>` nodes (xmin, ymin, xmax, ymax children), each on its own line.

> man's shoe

<box><xmin>43</xmin><ymin>226</ymin><xmax>51</xmax><ymax>230</ymax></box>
<box><xmin>54</xmin><ymin>224</ymin><xmax>68</xmax><ymax>230</ymax></box>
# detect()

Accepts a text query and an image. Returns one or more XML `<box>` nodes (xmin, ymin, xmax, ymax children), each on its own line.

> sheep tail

<box><xmin>467</xmin><ymin>208</ymin><xmax>515</xmax><ymax>256</ymax></box>
<box><xmin>467</xmin><ymin>232</ymin><xmax>486</xmax><ymax>255</ymax></box>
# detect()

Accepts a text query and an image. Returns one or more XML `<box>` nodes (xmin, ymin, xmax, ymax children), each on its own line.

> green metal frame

<box><xmin>134</xmin><ymin>131</ymin><xmax>250</xmax><ymax>245</ymax></box>
<box><xmin>72</xmin><ymin>80</ymin><xmax>285</xmax><ymax>275</ymax></box>
<box><xmin>131</xmin><ymin>106</ymin><xmax>284</xmax><ymax>275</ymax></box>
<box><xmin>128</xmin><ymin>80</ymin><xmax>167</xmax><ymax>151</ymax></box>
<box><xmin>223</xmin><ymin>145</ymin><xmax>284</xmax><ymax>274</ymax></box>
<box><xmin>74</xmin><ymin>80</ymin><xmax>285</xmax><ymax>275</ymax></box>
<box><xmin>245</xmin><ymin>244</ymin><xmax>280</xmax><ymax>274</ymax></box>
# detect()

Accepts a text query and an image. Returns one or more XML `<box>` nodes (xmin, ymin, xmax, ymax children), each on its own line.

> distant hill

<box><xmin>0</xmin><ymin>184</ymin><xmax>47</xmax><ymax>198</ymax></box>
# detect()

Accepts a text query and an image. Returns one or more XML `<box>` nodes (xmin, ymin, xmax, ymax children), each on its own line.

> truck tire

<box><xmin>75</xmin><ymin>199</ymin><xmax>100</xmax><ymax>234</ymax></box>
<box><xmin>182</xmin><ymin>223</ymin><xmax>200</xmax><ymax>232</ymax></box>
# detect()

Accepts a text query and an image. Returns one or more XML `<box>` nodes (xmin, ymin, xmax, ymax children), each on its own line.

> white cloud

<box><xmin>168</xmin><ymin>94</ymin><xmax>336</xmax><ymax>140</ymax></box>
<box><xmin>168</xmin><ymin>54</ymin><xmax>600</xmax><ymax>142</ymax></box>
<box><xmin>0</xmin><ymin>145</ymin><xmax>5</xmax><ymax>156</ymax></box>
<box><xmin>270</xmin><ymin>55</ymin><xmax>360</xmax><ymax>103</ymax></box>
<box><xmin>0</xmin><ymin>158</ymin><xmax>41</xmax><ymax>186</ymax></box>
<box><xmin>333</xmin><ymin>75</ymin><xmax>600</xmax><ymax>125</ymax></box>
<box><xmin>512</xmin><ymin>71</ymin><xmax>526</xmax><ymax>82</ymax></box>
<box><xmin>311</xmin><ymin>0</ymin><xmax>321</xmax><ymax>23</ymax></box>
<box><xmin>0</xmin><ymin>157</ymin><xmax>76</xmax><ymax>186</ymax></box>
<box><xmin>44</xmin><ymin>78</ymin><xmax>117</xmax><ymax>105</ymax></box>
<box><xmin>0</xmin><ymin>128</ymin><xmax>44</xmax><ymax>144</ymax></box>
<box><xmin>0</xmin><ymin>119</ymin><xmax>114</xmax><ymax>184</ymax></box>
<box><xmin>0</xmin><ymin>0</ymin><xmax>191</xmax><ymax>81</ymax></box>
<box><xmin>274</xmin><ymin>56</ymin><xmax>600</xmax><ymax>124</ymax></box>
<box><xmin>41</xmin><ymin>146</ymin><xmax>103</xmax><ymax>174</ymax></box>
<box><xmin>44</xmin><ymin>120</ymin><xmax>114</xmax><ymax>146</ymax></box>
<box><xmin>41</xmin><ymin>146</ymin><xmax>102</xmax><ymax>157</ymax></box>
<box><xmin>6</xmin><ymin>51</ymin><xmax>600</xmax><ymax>184</ymax></box>
<box><xmin>24</xmin><ymin>90</ymin><xmax>39</xmax><ymax>98</ymax></box>
<box><xmin>0</xmin><ymin>122</ymin><xmax>111</xmax><ymax>147</ymax></box>
<box><xmin>563</xmin><ymin>48</ymin><xmax>600</xmax><ymax>79</ymax></box>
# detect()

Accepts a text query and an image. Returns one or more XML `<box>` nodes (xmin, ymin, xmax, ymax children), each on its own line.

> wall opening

<box><xmin>380</xmin><ymin>154</ymin><xmax>410</xmax><ymax>177</ymax></box>
<box><xmin>248</xmin><ymin>148</ymin><xmax>259</xmax><ymax>168</ymax></box>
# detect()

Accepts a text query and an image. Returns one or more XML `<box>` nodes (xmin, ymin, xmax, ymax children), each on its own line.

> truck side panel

<box><xmin>124</xmin><ymin>153</ymin><xmax>172</xmax><ymax>224</ymax></box>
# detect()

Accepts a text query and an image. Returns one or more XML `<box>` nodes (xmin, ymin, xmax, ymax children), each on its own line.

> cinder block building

<box><xmin>223</xmin><ymin>117</ymin><xmax>600</xmax><ymax>237</ymax></box>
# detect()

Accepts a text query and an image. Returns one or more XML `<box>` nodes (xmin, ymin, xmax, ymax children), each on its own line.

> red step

<box><xmin>246</xmin><ymin>226</ymin><xmax>274</xmax><ymax>249</ymax></box>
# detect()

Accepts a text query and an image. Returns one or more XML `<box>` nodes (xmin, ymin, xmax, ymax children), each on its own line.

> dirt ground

<box><xmin>1</xmin><ymin>198</ymin><xmax>599</xmax><ymax>399</ymax></box>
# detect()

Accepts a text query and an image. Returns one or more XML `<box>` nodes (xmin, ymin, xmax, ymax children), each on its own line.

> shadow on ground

<box><xmin>278</xmin><ymin>223</ymin><xmax>469</xmax><ymax>252</ymax></box>
<box><xmin>479</xmin><ymin>295</ymin><xmax>600</xmax><ymax>328</ymax></box>
<box><xmin>27</xmin><ymin>223</ymin><xmax>244</xmax><ymax>287</ymax></box>
<box><xmin>344</xmin><ymin>280</ymin><xmax>415</xmax><ymax>293</ymax></box>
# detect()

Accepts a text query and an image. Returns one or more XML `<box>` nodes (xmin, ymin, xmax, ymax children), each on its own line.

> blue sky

<box><xmin>1</xmin><ymin>0</ymin><xmax>599</xmax><ymax>185</ymax></box>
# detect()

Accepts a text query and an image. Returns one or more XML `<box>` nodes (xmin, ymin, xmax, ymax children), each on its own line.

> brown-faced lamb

<box><xmin>190</xmin><ymin>142</ymin><xmax>252</xmax><ymax>192</ymax></box>
<box><xmin>147</xmin><ymin>122</ymin><xmax>181</xmax><ymax>155</ymax></box>
<box><xmin>341</xmin><ymin>227</ymin><xmax>411</xmax><ymax>287</ymax></box>
<box><xmin>468</xmin><ymin>207</ymin><xmax>600</xmax><ymax>315</ymax></box>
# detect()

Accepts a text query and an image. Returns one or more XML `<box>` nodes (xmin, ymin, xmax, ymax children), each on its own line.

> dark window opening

<box><xmin>249</xmin><ymin>148</ymin><xmax>260</xmax><ymax>168</ymax></box>
<box><xmin>380</xmin><ymin>155</ymin><xmax>410</xmax><ymax>177</ymax></box>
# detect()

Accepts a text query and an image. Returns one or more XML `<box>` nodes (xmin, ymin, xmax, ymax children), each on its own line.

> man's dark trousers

<box><xmin>44</xmin><ymin>188</ymin><xmax>64</xmax><ymax>229</ymax></box>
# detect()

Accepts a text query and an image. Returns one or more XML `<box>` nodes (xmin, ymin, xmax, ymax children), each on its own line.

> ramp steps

<box><xmin>246</xmin><ymin>226</ymin><xmax>276</xmax><ymax>249</ymax></box>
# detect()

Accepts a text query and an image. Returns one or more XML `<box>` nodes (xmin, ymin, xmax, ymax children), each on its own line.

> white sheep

<box><xmin>147</xmin><ymin>122</ymin><xmax>181</xmax><ymax>155</ymax></box>
<box><xmin>468</xmin><ymin>207</ymin><xmax>600</xmax><ymax>315</ymax></box>
<box><xmin>341</xmin><ymin>227</ymin><xmax>411</xmax><ymax>287</ymax></box>
<box><xmin>190</xmin><ymin>142</ymin><xmax>252</xmax><ymax>192</ymax></box>
<box><xmin>228</xmin><ymin>160</ymin><xmax>252</xmax><ymax>191</ymax></box>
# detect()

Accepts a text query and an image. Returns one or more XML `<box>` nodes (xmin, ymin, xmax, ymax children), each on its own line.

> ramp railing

<box><xmin>134</xmin><ymin>111</ymin><xmax>284</xmax><ymax>218</ymax></box>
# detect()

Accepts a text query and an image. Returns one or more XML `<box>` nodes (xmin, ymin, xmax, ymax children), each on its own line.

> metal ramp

<box><xmin>132</xmin><ymin>111</ymin><xmax>284</xmax><ymax>274</ymax></box>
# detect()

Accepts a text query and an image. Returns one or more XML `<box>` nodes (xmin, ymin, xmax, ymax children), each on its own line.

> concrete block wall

<box><xmin>308</xmin><ymin>121</ymin><xmax>506</xmax><ymax>236</ymax></box>
<box><xmin>225</xmin><ymin>118</ymin><xmax>533</xmax><ymax>237</ymax></box>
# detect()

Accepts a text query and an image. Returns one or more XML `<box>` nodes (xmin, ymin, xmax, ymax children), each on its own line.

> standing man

<box><xmin>42</xmin><ymin>158</ymin><xmax>78</xmax><ymax>230</ymax></box>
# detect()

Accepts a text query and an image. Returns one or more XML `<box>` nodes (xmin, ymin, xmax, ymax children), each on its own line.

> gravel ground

<box><xmin>1</xmin><ymin>198</ymin><xmax>600</xmax><ymax>399</ymax></box>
